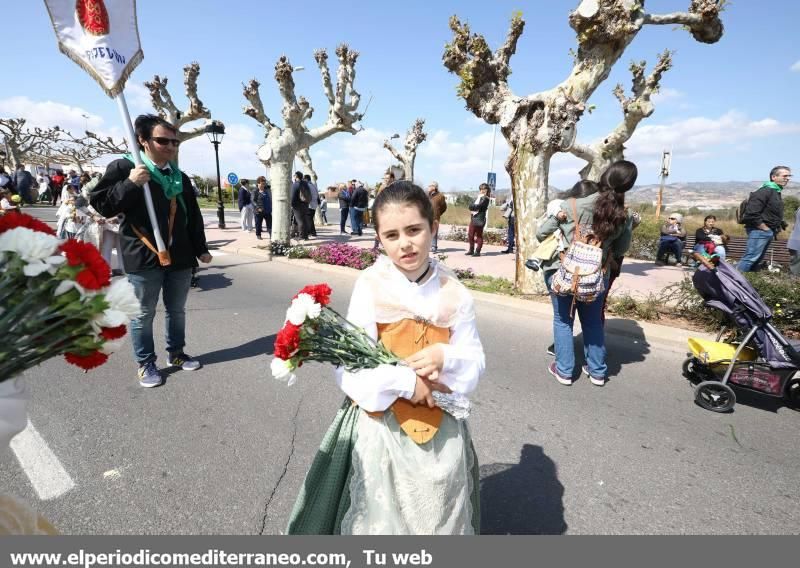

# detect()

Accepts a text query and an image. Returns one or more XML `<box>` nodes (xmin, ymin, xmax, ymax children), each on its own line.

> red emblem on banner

<box><xmin>75</xmin><ymin>0</ymin><xmax>110</xmax><ymax>36</ymax></box>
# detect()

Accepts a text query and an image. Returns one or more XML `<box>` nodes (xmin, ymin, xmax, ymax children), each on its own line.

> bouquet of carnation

<box><xmin>0</xmin><ymin>212</ymin><xmax>140</xmax><ymax>380</ymax></box>
<box><xmin>270</xmin><ymin>283</ymin><xmax>470</xmax><ymax>418</ymax></box>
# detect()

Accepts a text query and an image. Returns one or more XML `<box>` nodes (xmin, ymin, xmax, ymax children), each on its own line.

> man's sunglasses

<box><xmin>151</xmin><ymin>137</ymin><xmax>180</xmax><ymax>147</ymax></box>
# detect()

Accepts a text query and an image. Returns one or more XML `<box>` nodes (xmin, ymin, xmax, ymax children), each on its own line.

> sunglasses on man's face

<box><xmin>151</xmin><ymin>137</ymin><xmax>180</xmax><ymax>147</ymax></box>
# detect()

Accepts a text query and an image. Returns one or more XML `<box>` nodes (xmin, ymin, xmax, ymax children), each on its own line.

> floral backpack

<box><xmin>550</xmin><ymin>198</ymin><xmax>606</xmax><ymax>306</ymax></box>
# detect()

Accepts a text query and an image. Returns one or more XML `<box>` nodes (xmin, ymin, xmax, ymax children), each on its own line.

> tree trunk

<box><xmin>404</xmin><ymin>155</ymin><xmax>415</xmax><ymax>182</ymax></box>
<box><xmin>268</xmin><ymin>159</ymin><xmax>293</xmax><ymax>242</ymax></box>
<box><xmin>510</xmin><ymin>147</ymin><xmax>552</xmax><ymax>294</ymax></box>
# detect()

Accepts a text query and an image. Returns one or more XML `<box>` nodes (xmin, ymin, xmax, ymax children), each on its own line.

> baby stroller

<box><xmin>683</xmin><ymin>260</ymin><xmax>800</xmax><ymax>413</ymax></box>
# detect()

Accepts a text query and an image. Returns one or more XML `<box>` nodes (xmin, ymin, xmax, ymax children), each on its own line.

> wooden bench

<box><xmin>678</xmin><ymin>234</ymin><xmax>791</xmax><ymax>269</ymax></box>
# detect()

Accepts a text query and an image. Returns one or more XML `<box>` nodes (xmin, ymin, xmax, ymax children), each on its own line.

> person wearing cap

<box><xmin>655</xmin><ymin>212</ymin><xmax>686</xmax><ymax>266</ymax></box>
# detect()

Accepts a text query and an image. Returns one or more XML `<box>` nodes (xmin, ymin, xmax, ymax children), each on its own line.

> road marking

<box><xmin>9</xmin><ymin>419</ymin><xmax>75</xmax><ymax>500</ymax></box>
<box><xmin>210</xmin><ymin>250</ymin><xmax>228</xmax><ymax>256</ymax></box>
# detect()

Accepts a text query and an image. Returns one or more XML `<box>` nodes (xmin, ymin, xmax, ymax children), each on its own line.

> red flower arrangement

<box><xmin>0</xmin><ymin>212</ymin><xmax>56</xmax><ymax>236</ymax></box>
<box><xmin>60</xmin><ymin>239</ymin><xmax>111</xmax><ymax>290</ymax></box>
<box><xmin>65</xmin><ymin>351</ymin><xmax>109</xmax><ymax>370</ymax></box>
<box><xmin>99</xmin><ymin>325</ymin><xmax>127</xmax><ymax>341</ymax></box>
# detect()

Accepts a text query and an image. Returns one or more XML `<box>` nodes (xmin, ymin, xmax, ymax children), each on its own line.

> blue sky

<box><xmin>2</xmin><ymin>0</ymin><xmax>798</xmax><ymax>190</ymax></box>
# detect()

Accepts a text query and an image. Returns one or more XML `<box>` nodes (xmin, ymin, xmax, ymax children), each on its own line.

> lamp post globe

<box><xmin>205</xmin><ymin>121</ymin><xmax>226</xmax><ymax>229</ymax></box>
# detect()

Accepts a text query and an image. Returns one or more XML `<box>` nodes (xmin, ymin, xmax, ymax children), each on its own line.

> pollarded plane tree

<box><xmin>144</xmin><ymin>62</ymin><xmax>217</xmax><ymax>164</ymax></box>
<box><xmin>243</xmin><ymin>45</ymin><xmax>363</xmax><ymax>243</ymax></box>
<box><xmin>258</xmin><ymin>142</ymin><xmax>321</xmax><ymax>226</ymax></box>
<box><xmin>383</xmin><ymin>118</ymin><xmax>427</xmax><ymax>182</ymax></box>
<box><xmin>51</xmin><ymin>130</ymin><xmax>128</xmax><ymax>174</ymax></box>
<box><xmin>569</xmin><ymin>49</ymin><xmax>673</xmax><ymax>182</ymax></box>
<box><xmin>0</xmin><ymin>118</ymin><xmax>62</xmax><ymax>167</ymax></box>
<box><xmin>443</xmin><ymin>0</ymin><xmax>724</xmax><ymax>293</ymax></box>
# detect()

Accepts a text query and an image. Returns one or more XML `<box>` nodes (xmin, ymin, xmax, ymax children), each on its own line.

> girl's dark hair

<box><xmin>704</xmin><ymin>214</ymin><xmax>717</xmax><ymax>223</ymax></box>
<box><xmin>372</xmin><ymin>181</ymin><xmax>434</xmax><ymax>233</ymax></box>
<box><xmin>134</xmin><ymin>114</ymin><xmax>177</xmax><ymax>150</ymax></box>
<box><xmin>592</xmin><ymin>160</ymin><xmax>638</xmax><ymax>242</ymax></box>
<box><xmin>559</xmin><ymin>180</ymin><xmax>599</xmax><ymax>200</ymax></box>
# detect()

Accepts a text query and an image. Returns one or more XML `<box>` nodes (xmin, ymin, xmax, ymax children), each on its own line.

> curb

<box><xmin>224</xmin><ymin>253</ymin><xmax>711</xmax><ymax>353</ymax></box>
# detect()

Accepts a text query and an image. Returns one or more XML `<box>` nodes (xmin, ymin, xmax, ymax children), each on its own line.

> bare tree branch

<box><xmin>382</xmin><ymin>118</ymin><xmax>427</xmax><ymax>181</ymax></box>
<box><xmin>144</xmin><ymin>62</ymin><xmax>216</xmax><ymax>151</ymax></box>
<box><xmin>0</xmin><ymin>118</ymin><xmax>63</xmax><ymax>165</ymax></box>
<box><xmin>242</xmin><ymin>79</ymin><xmax>277</xmax><ymax>131</ymax></box>
<box><xmin>643</xmin><ymin>0</ymin><xmax>725</xmax><ymax>43</ymax></box>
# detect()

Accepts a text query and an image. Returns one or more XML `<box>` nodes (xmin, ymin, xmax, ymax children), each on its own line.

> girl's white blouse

<box><xmin>335</xmin><ymin>257</ymin><xmax>485</xmax><ymax>412</ymax></box>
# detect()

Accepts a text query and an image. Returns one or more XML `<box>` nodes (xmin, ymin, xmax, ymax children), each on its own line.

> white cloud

<box><xmin>790</xmin><ymin>60</ymin><xmax>800</xmax><ymax>72</ymax></box>
<box><xmin>177</xmin><ymin>122</ymin><xmax>265</xmax><ymax>178</ymax></box>
<box><xmin>0</xmin><ymin>96</ymin><xmax>105</xmax><ymax>134</ymax></box>
<box><xmin>626</xmin><ymin>111</ymin><xmax>800</xmax><ymax>163</ymax></box>
<box><xmin>125</xmin><ymin>83</ymin><xmax>155</xmax><ymax>114</ymax></box>
<box><xmin>651</xmin><ymin>87</ymin><xmax>684</xmax><ymax>103</ymax></box>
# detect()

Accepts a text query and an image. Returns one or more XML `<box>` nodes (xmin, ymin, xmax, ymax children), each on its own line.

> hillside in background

<box><xmin>486</xmin><ymin>182</ymin><xmax>799</xmax><ymax>209</ymax></box>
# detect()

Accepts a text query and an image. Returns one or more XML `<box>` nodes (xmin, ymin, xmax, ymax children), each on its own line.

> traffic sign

<box><xmin>487</xmin><ymin>172</ymin><xmax>497</xmax><ymax>191</ymax></box>
<box><xmin>227</xmin><ymin>172</ymin><xmax>239</xmax><ymax>185</ymax></box>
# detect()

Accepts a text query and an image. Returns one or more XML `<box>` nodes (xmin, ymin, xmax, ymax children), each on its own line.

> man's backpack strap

<box><xmin>132</xmin><ymin>198</ymin><xmax>176</xmax><ymax>267</ymax></box>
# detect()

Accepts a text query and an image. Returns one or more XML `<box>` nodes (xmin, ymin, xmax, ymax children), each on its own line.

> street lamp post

<box><xmin>205</xmin><ymin>120</ymin><xmax>226</xmax><ymax>229</ymax></box>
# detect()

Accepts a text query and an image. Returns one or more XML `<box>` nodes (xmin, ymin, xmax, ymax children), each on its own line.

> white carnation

<box><xmin>0</xmin><ymin>228</ymin><xmax>59</xmax><ymax>262</ymax></box>
<box><xmin>285</xmin><ymin>293</ymin><xmax>319</xmax><ymax>325</ymax></box>
<box><xmin>95</xmin><ymin>277</ymin><xmax>141</xmax><ymax>327</ymax></box>
<box><xmin>271</xmin><ymin>357</ymin><xmax>297</xmax><ymax>385</ymax></box>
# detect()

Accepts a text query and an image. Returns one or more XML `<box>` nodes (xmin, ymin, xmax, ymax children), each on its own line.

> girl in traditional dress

<box><xmin>288</xmin><ymin>181</ymin><xmax>485</xmax><ymax>535</ymax></box>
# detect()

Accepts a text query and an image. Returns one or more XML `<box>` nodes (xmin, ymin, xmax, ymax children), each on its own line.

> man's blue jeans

<box><xmin>657</xmin><ymin>237</ymin><xmax>683</xmax><ymax>263</ymax></box>
<box><xmin>351</xmin><ymin>208</ymin><xmax>364</xmax><ymax>235</ymax></box>
<box><xmin>126</xmin><ymin>268</ymin><xmax>193</xmax><ymax>365</ymax></box>
<box><xmin>506</xmin><ymin>217</ymin><xmax>515</xmax><ymax>251</ymax></box>
<box><xmin>339</xmin><ymin>206</ymin><xmax>349</xmax><ymax>233</ymax></box>
<box><xmin>737</xmin><ymin>228</ymin><xmax>774</xmax><ymax>272</ymax></box>
<box><xmin>545</xmin><ymin>271</ymin><xmax>608</xmax><ymax>379</ymax></box>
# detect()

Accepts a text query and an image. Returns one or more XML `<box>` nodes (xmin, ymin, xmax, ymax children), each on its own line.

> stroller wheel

<box><xmin>786</xmin><ymin>379</ymin><xmax>800</xmax><ymax>411</ymax></box>
<box><xmin>694</xmin><ymin>381</ymin><xmax>736</xmax><ymax>413</ymax></box>
<box><xmin>682</xmin><ymin>357</ymin><xmax>697</xmax><ymax>380</ymax></box>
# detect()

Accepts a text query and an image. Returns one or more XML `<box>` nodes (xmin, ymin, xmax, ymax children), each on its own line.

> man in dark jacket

<box><xmin>738</xmin><ymin>166</ymin><xmax>791</xmax><ymax>272</ymax></box>
<box><xmin>290</xmin><ymin>171</ymin><xmax>311</xmax><ymax>240</ymax></box>
<box><xmin>338</xmin><ymin>182</ymin><xmax>351</xmax><ymax>235</ymax></box>
<box><xmin>237</xmin><ymin>179</ymin><xmax>254</xmax><ymax>232</ymax></box>
<box><xmin>90</xmin><ymin>114</ymin><xmax>211</xmax><ymax>388</ymax></box>
<box><xmin>12</xmin><ymin>164</ymin><xmax>34</xmax><ymax>205</ymax></box>
<box><xmin>254</xmin><ymin>175</ymin><xmax>272</xmax><ymax>239</ymax></box>
<box><xmin>351</xmin><ymin>181</ymin><xmax>369</xmax><ymax>236</ymax></box>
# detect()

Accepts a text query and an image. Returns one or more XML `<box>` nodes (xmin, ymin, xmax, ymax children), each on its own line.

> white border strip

<box><xmin>9</xmin><ymin>419</ymin><xmax>75</xmax><ymax>500</ymax></box>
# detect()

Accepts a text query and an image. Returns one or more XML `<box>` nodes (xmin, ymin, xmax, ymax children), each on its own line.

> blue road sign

<box><xmin>227</xmin><ymin>172</ymin><xmax>239</xmax><ymax>185</ymax></box>
<box><xmin>487</xmin><ymin>172</ymin><xmax>497</xmax><ymax>191</ymax></box>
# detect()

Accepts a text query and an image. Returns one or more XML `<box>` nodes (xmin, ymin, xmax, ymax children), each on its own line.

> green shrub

<box><xmin>607</xmin><ymin>293</ymin><xmax>662</xmax><ymax>321</ymax></box>
<box><xmin>663</xmin><ymin>272</ymin><xmax>800</xmax><ymax>335</ymax></box>
<box><xmin>287</xmin><ymin>245</ymin><xmax>312</xmax><ymax>259</ymax></box>
<box><xmin>460</xmin><ymin>275</ymin><xmax>519</xmax><ymax>296</ymax></box>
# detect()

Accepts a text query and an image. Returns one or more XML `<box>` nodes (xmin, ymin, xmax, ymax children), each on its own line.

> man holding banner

<box><xmin>45</xmin><ymin>1</ymin><xmax>212</xmax><ymax>387</ymax></box>
<box><xmin>91</xmin><ymin>114</ymin><xmax>212</xmax><ymax>387</ymax></box>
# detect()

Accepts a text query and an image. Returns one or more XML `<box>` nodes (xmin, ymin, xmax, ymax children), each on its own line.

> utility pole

<box><xmin>656</xmin><ymin>149</ymin><xmax>671</xmax><ymax>220</ymax></box>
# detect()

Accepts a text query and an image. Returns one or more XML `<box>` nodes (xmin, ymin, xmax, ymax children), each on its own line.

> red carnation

<box><xmin>65</xmin><ymin>350</ymin><xmax>109</xmax><ymax>370</ymax></box>
<box><xmin>296</xmin><ymin>283</ymin><xmax>332</xmax><ymax>306</ymax></box>
<box><xmin>0</xmin><ymin>212</ymin><xmax>56</xmax><ymax>236</ymax></box>
<box><xmin>100</xmin><ymin>325</ymin><xmax>127</xmax><ymax>341</ymax></box>
<box><xmin>60</xmin><ymin>239</ymin><xmax>111</xmax><ymax>290</ymax></box>
<box><xmin>274</xmin><ymin>323</ymin><xmax>301</xmax><ymax>360</ymax></box>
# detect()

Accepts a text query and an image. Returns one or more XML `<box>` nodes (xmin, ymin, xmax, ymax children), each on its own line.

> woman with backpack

<box><xmin>536</xmin><ymin>160</ymin><xmax>638</xmax><ymax>387</ymax></box>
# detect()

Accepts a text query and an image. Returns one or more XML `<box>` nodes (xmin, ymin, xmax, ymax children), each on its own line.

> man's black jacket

<box><xmin>742</xmin><ymin>185</ymin><xmax>785</xmax><ymax>233</ymax></box>
<box><xmin>90</xmin><ymin>159</ymin><xmax>209</xmax><ymax>272</ymax></box>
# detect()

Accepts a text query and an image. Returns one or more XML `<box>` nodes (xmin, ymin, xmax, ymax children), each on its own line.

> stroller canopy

<box><xmin>692</xmin><ymin>261</ymin><xmax>772</xmax><ymax>320</ymax></box>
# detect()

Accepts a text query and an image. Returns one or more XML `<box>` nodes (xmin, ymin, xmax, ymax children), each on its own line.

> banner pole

<box><xmin>115</xmin><ymin>92</ymin><xmax>169</xmax><ymax>259</ymax></box>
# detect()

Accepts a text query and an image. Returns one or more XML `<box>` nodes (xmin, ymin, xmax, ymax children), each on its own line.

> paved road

<box><xmin>2</xmin><ymin>207</ymin><xmax>799</xmax><ymax>534</ymax></box>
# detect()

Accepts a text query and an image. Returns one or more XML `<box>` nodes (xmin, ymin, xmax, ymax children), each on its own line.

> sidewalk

<box><xmin>201</xmin><ymin>212</ymin><xmax>689</xmax><ymax>299</ymax></box>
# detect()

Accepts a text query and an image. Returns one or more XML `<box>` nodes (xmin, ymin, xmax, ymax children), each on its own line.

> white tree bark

<box><xmin>383</xmin><ymin>118</ymin><xmax>427</xmax><ymax>181</ymax></box>
<box><xmin>570</xmin><ymin>49</ymin><xmax>672</xmax><ymax>181</ymax></box>
<box><xmin>243</xmin><ymin>45</ymin><xmax>362</xmax><ymax>242</ymax></box>
<box><xmin>444</xmin><ymin>1</ymin><xmax>724</xmax><ymax>293</ymax></box>
<box><xmin>145</xmin><ymin>62</ymin><xmax>217</xmax><ymax>164</ymax></box>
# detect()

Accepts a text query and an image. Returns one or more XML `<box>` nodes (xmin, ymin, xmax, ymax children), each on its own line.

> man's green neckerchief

<box><xmin>125</xmin><ymin>153</ymin><xmax>187</xmax><ymax>222</ymax></box>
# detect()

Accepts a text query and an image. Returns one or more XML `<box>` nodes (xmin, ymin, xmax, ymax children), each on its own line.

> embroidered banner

<box><xmin>43</xmin><ymin>0</ymin><xmax>143</xmax><ymax>97</ymax></box>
